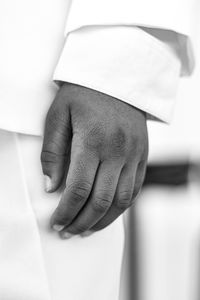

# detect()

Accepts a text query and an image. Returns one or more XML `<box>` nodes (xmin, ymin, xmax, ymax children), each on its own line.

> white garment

<box><xmin>134</xmin><ymin>183</ymin><xmax>200</xmax><ymax>300</ymax></box>
<box><xmin>0</xmin><ymin>0</ymin><xmax>197</xmax><ymax>135</ymax></box>
<box><xmin>0</xmin><ymin>129</ymin><xmax>124</xmax><ymax>300</ymax></box>
<box><xmin>53</xmin><ymin>26</ymin><xmax>181</xmax><ymax>123</ymax></box>
<box><xmin>123</xmin><ymin>14</ymin><xmax>200</xmax><ymax>300</ymax></box>
<box><xmin>66</xmin><ymin>0</ymin><xmax>196</xmax><ymax>39</ymax></box>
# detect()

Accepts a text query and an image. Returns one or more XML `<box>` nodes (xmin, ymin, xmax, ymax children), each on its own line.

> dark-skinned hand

<box><xmin>41</xmin><ymin>83</ymin><xmax>148</xmax><ymax>238</ymax></box>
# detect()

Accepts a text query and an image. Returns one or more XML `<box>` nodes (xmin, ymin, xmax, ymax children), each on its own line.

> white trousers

<box><xmin>0</xmin><ymin>129</ymin><xmax>124</xmax><ymax>300</ymax></box>
<box><xmin>129</xmin><ymin>181</ymin><xmax>200</xmax><ymax>300</ymax></box>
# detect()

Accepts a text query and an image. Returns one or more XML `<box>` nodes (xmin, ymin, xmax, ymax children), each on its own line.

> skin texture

<box><xmin>41</xmin><ymin>83</ymin><xmax>148</xmax><ymax>238</ymax></box>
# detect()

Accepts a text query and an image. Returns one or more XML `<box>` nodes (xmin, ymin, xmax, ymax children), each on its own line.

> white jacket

<box><xmin>0</xmin><ymin>0</ymin><xmax>198</xmax><ymax>135</ymax></box>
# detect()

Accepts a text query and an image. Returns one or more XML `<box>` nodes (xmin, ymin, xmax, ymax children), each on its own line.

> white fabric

<box><xmin>121</xmin><ymin>16</ymin><xmax>200</xmax><ymax>300</ymax></box>
<box><xmin>53</xmin><ymin>26</ymin><xmax>181</xmax><ymax>123</ymax></box>
<box><xmin>66</xmin><ymin>0</ymin><xmax>196</xmax><ymax>38</ymax></box>
<box><xmin>0</xmin><ymin>129</ymin><xmax>124</xmax><ymax>300</ymax></box>
<box><xmin>0</xmin><ymin>0</ymin><xmax>196</xmax><ymax>135</ymax></box>
<box><xmin>65</xmin><ymin>0</ymin><xmax>197</xmax><ymax>74</ymax></box>
<box><xmin>135</xmin><ymin>183</ymin><xmax>200</xmax><ymax>300</ymax></box>
<box><xmin>147</xmin><ymin>20</ymin><xmax>200</xmax><ymax>161</ymax></box>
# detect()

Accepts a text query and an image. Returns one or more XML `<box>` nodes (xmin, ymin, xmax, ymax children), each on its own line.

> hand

<box><xmin>41</xmin><ymin>83</ymin><xmax>148</xmax><ymax>238</ymax></box>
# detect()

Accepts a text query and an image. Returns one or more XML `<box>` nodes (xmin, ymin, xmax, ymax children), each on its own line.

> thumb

<box><xmin>41</xmin><ymin>101</ymin><xmax>71</xmax><ymax>192</ymax></box>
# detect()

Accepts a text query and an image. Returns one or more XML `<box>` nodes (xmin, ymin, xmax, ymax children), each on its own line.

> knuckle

<box><xmin>109</xmin><ymin>127</ymin><xmax>127</xmax><ymax>158</ymax></box>
<box><xmin>132</xmin><ymin>135</ymin><xmax>144</xmax><ymax>152</ymax></box>
<box><xmin>131</xmin><ymin>134</ymin><xmax>148</xmax><ymax>158</ymax></box>
<box><xmin>41</xmin><ymin>150</ymin><xmax>60</xmax><ymax>164</ymax></box>
<box><xmin>116</xmin><ymin>191</ymin><xmax>132</xmax><ymax>210</ymax></box>
<box><xmin>68</xmin><ymin>181</ymin><xmax>91</xmax><ymax>203</ymax></box>
<box><xmin>92</xmin><ymin>192</ymin><xmax>113</xmax><ymax>212</ymax></box>
<box><xmin>102</xmin><ymin>173</ymin><xmax>115</xmax><ymax>187</ymax></box>
<box><xmin>84</xmin><ymin>121</ymin><xmax>105</xmax><ymax>152</ymax></box>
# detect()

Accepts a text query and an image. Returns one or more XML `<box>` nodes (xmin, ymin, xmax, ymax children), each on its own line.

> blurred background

<box><xmin>120</xmin><ymin>15</ymin><xmax>200</xmax><ymax>300</ymax></box>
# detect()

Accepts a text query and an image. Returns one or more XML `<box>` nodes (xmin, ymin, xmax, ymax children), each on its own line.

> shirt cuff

<box><xmin>53</xmin><ymin>26</ymin><xmax>181</xmax><ymax>123</ymax></box>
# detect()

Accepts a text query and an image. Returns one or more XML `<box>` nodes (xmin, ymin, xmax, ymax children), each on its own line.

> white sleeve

<box><xmin>64</xmin><ymin>0</ymin><xmax>197</xmax><ymax>75</ymax></box>
<box><xmin>53</xmin><ymin>0</ymin><xmax>197</xmax><ymax>123</ymax></box>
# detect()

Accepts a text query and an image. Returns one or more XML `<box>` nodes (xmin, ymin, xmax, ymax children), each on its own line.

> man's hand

<box><xmin>41</xmin><ymin>83</ymin><xmax>148</xmax><ymax>238</ymax></box>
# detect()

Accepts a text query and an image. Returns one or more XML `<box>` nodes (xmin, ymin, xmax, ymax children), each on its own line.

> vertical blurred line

<box><xmin>129</xmin><ymin>205</ymin><xmax>139</xmax><ymax>300</ymax></box>
<box><xmin>195</xmin><ymin>240</ymin><xmax>200</xmax><ymax>300</ymax></box>
<box><xmin>119</xmin><ymin>206</ymin><xmax>139</xmax><ymax>300</ymax></box>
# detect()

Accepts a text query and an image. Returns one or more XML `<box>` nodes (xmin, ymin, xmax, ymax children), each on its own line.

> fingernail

<box><xmin>44</xmin><ymin>175</ymin><xmax>52</xmax><ymax>192</ymax></box>
<box><xmin>61</xmin><ymin>232</ymin><xmax>74</xmax><ymax>239</ymax></box>
<box><xmin>53</xmin><ymin>224</ymin><xmax>65</xmax><ymax>232</ymax></box>
<box><xmin>81</xmin><ymin>230</ymin><xmax>93</xmax><ymax>237</ymax></box>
